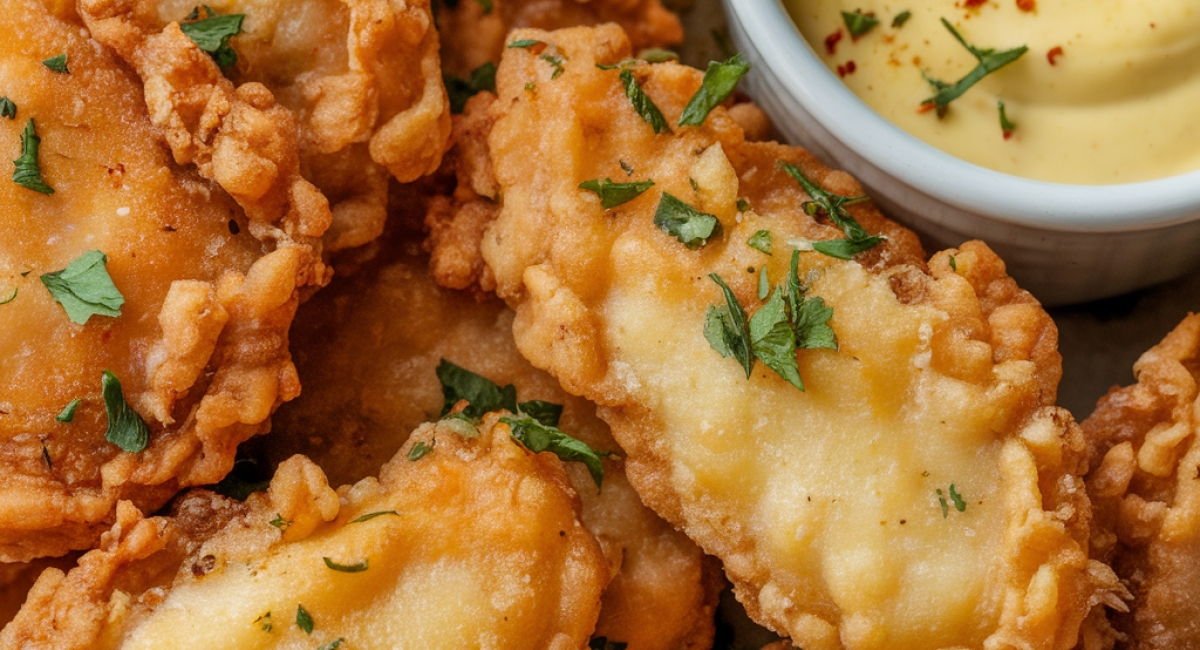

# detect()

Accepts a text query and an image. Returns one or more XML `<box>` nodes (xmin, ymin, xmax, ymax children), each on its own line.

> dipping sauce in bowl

<box><xmin>787</xmin><ymin>1</ymin><xmax>1200</xmax><ymax>184</ymax></box>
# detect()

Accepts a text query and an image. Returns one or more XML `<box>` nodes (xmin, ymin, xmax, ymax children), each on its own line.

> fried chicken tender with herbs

<box><xmin>426</xmin><ymin>24</ymin><xmax>1117</xmax><ymax>650</ymax></box>
<box><xmin>0</xmin><ymin>0</ymin><xmax>323</xmax><ymax>562</ymax></box>
<box><xmin>260</xmin><ymin>208</ymin><xmax>722</xmax><ymax>650</ymax></box>
<box><xmin>79</xmin><ymin>0</ymin><xmax>450</xmax><ymax>253</ymax></box>
<box><xmin>436</xmin><ymin>0</ymin><xmax>682</xmax><ymax>77</ymax></box>
<box><xmin>1081</xmin><ymin>314</ymin><xmax>1200</xmax><ymax>650</ymax></box>
<box><xmin>0</xmin><ymin>420</ymin><xmax>607</xmax><ymax>650</ymax></box>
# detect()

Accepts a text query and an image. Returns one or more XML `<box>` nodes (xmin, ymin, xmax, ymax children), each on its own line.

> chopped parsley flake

<box><xmin>436</xmin><ymin>359</ymin><xmax>519</xmax><ymax>420</ymax></box>
<box><xmin>13</xmin><ymin>118</ymin><xmax>53</xmax><ymax>195</ymax></box>
<box><xmin>40</xmin><ymin>250</ymin><xmax>124</xmax><ymax>324</ymax></box>
<box><xmin>678</xmin><ymin>53</ymin><xmax>749</xmax><ymax>126</ymax></box>
<box><xmin>747</xmin><ymin>230</ymin><xmax>772</xmax><ymax>254</ymax></box>
<box><xmin>472</xmin><ymin>0</ymin><xmax>493</xmax><ymax>13</ymax></box>
<box><xmin>619</xmin><ymin>68</ymin><xmax>672</xmax><ymax>134</ymax></box>
<box><xmin>317</xmin><ymin>639</ymin><xmax>345</xmax><ymax>650</ymax></box>
<box><xmin>351</xmin><ymin>510</ymin><xmax>400</xmax><ymax>523</ymax></box>
<box><xmin>502</xmin><ymin>415</ymin><xmax>607</xmax><ymax>488</ymax></box>
<box><xmin>949</xmin><ymin>484</ymin><xmax>967</xmax><ymax>512</ymax></box>
<box><xmin>180</xmin><ymin>7</ymin><xmax>245</xmax><ymax>68</ymax></box>
<box><xmin>55</xmin><ymin>398</ymin><xmax>80</xmax><ymax>423</ymax></box>
<box><xmin>508</xmin><ymin>39</ymin><xmax>546</xmax><ymax>51</ymax></box>
<box><xmin>42</xmin><ymin>54</ymin><xmax>69</xmax><ymax>74</ymax></box>
<box><xmin>705</xmin><ymin>251</ymin><xmax>836</xmax><ymax>391</ymax></box>
<box><xmin>540</xmin><ymin>54</ymin><xmax>565</xmax><ymax>79</ymax></box>
<box><xmin>444</xmin><ymin>62</ymin><xmax>497</xmax><ymax>114</ymax></box>
<box><xmin>268</xmin><ymin>515</ymin><xmax>291</xmax><ymax>530</ymax></box>
<box><xmin>0</xmin><ymin>97</ymin><xmax>15</xmax><ymax>119</ymax></box>
<box><xmin>323</xmin><ymin>557</ymin><xmax>369</xmax><ymax>573</ymax></box>
<box><xmin>842</xmin><ymin>10</ymin><xmax>879</xmax><ymax>37</ymax></box>
<box><xmin>638</xmin><ymin>48</ymin><xmax>678</xmax><ymax>63</ymax></box>
<box><xmin>998</xmin><ymin>100</ymin><xmax>1017</xmax><ymax>134</ymax></box>
<box><xmin>211</xmin><ymin>458</ymin><xmax>269</xmax><ymax>501</ymax></box>
<box><xmin>921</xmin><ymin>19</ymin><xmax>1027</xmax><ymax>116</ymax></box>
<box><xmin>654</xmin><ymin>192</ymin><xmax>720</xmax><ymax>248</ymax></box>
<box><xmin>255</xmin><ymin>611</ymin><xmax>272</xmax><ymax>632</ymax></box>
<box><xmin>101</xmin><ymin>371</ymin><xmax>150</xmax><ymax>453</ymax></box>
<box><xmin>892</xmin><ymin>10</ymin><xmax>912</xmax><ymax>28</ymax></box>
<box><xmin>0</xmin><ymin>287</ymin><xmax>15</xmax><ymax>305</ymax></box>
<box><xmin>757</xmin><ymin>266</ymin><xmax>770</xmax><ymax>300</ymax></box>
<box><xmin>778</xmin><ymin>161</ymin><xmax>882</xmax><ymax>259</ymax></box>
<box><xmin>407</xmin><ymin>440</ymin><xmax>433</xmax><ymax>461</ymax></box>
<box><xmin>736</xmin><ymin>198</ymin><xmax>751</xmax><ymax>212</ymax></box>
<box><xmin>579</xmin><ymin>177</ymin><xmax>655</xmax><ymax>208</ymax></box>
<box><xmin>949</xmin><ymin>255</ymin><xmax>957</xmax><ymax>271</ymax></box>
<box><xmin>296</xmin><ymin>604</ymin><xmax>314</xmax><ymax>635</ymax></box>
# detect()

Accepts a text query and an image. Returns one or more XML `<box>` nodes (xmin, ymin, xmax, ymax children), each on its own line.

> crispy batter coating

<box><xmin>0</xmin><ymin>0</ymin><xmax>319</xmax><ymax>561</ymax></box>
<box><xmin>426</xmin><ymin>24</ymin><xmax>1115</xmax><ymax>650</ymax></box>
<box><xmin>262</xmin><ymin>209</ymin><xmax>722</xmax><ymax>650</ymax></box>
<box><xmin>436</xmin><ymin>0</ymin><xmax>683</xmax><ymax>77</ymax></box>
<box><xmin>0</xmin><ymin>422</ymin><xmax>608</xmax><ymax>649</ymax></box>
<box><xmin>1082</xmin><ymin>314</ymin><xmax>1200</xmax><ymax>650</ymax></box>
<box><xmin>78</xmin><ymin>0</ymin><xmax>450</xmax><ymax>253</ymax></box>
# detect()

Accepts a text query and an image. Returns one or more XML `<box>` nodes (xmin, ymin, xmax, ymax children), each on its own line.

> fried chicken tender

<box><xmin>436</xmin><ymin>0</ymin><xmax>682</xmax><ymax>77</ymax></box>
<box><xmin>261</xmin><ymin>208</ymin><xmax>722</xmax><ymax>650</ymax></box>
<box><xmin>1081</xmin><ymin>314</ymin><xmax>1200</xmax><ymax>650</ymax></box>
<box><xmin>0</xmin><ymin>420</ymin><xmax>608</xmax><ymax>649</ymax></box>
<box><xmin>426</xmin><ymin>24</ymin><xmax>1116</xmax><ymax>650</ymax></box>
<box><xmin>79</xmin><ymin>0</ymin><xmax>450</xmax><ymax>253</ymax></box>
<box><xmin>0</xmin><ymin>0</ymin><xmax>322</xmax><ymax>561</ymax></box>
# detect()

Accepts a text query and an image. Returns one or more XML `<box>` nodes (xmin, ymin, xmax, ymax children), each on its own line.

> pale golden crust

<box><xmin>0</xmin><ymin>1</ymin><xmax>315</xmax><ymax>561</ymax></box>
<box><xmin>427</xmin><ymin>23</ymin><xmax>1107</xmax><ymax>650</ymax></box>
<box><xmin>0</xmin><ymin>424</ymin><xmax>608</xmax><ymax>649</ymax></box>
<box><xmin>1082</xmin><ymin>314</ymin><xmax>1200</xmax><ymax>650</ymax></box>
<box><xmin>263</xmin><ymin>212</ymin><xmax>722</xmax><ymax>650</ymax></box>
<box><xmin>79</xmin><ymin>0</ymin><xmax>451</xmax><ymax>254</ymax></box>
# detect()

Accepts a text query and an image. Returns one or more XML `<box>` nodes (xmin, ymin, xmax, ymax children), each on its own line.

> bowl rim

<box><xmin>726</xmin><ymin>0</ymin><xmax>1200</xmax><ymax>231</ymax></box>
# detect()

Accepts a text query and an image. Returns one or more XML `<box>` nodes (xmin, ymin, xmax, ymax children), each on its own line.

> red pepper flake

<box><xmin>825</xmin><ymin>30</ymin><xmax>843</xmax><ymax>55</ymax></box>
<box><xmin>963</xmin><ymin>0</ymin><xmax>987</xmax><ymax>7</ymax></box>
<box><xmin>1002</xmin><ymin>130</ymin><xmax>1013</xmax><ymax>140</ymax></box>
<box><xmin>1047</xmin><ymin>46</ymin><xmax>1063</xmax><ymax>65</ymax></box>
<box><xmin>1016</xmin><ymin>0</ymin><xmax>1035</xmax><ymax>11</ymax></box>
<box><xmin>917</xmin><ymin>101</ymin><xmax>936</xmax><ymax>113</ymax></box>
<box><xmin>836</xmin><ymin>61</ymin><xmax>858</xmax><ymax>77</ymax></box>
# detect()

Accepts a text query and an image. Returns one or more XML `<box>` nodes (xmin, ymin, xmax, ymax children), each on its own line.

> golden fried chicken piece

<box><xmin>436</xmin><ymin>0</ymin><xmax>683</xmax><ymax>77</ymax></box>
<box><xmin>1082</xmin><ymin>314</ymin><xmax>1200</xmax><ymax>650</ymax></box>
<box><xmin>79</xmin><ymin>0</ymin><xmax>449</xmax><ymax>252</ymax></box>
<box><xmin>426</xmin><ymin>24</ymin><xmax>1116</xmax><ymax>650</ymax></box>
<box><xmin>261</xmin><ymin>205</ymin><xmax>722</xmax><ymax>650</ymax></box>
<box><xmin>0</xmin><ymin>420</ymin><xmax>608</xmax><ymax>649</ymax></box>
<box><xmin>0</xmin><ymin>0</ymin><xmax>323</xmax><ymax>561</ymax></box>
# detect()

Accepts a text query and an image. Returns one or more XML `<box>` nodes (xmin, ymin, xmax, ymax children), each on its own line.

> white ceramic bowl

<box><xmin>722</xmin><ymin>0</ymin><xmax>1200</xmax><ymax>306</ymax></box>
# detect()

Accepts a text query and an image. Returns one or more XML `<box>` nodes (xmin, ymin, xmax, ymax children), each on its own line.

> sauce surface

<box><xmin>787</xmin><ymin>0</ymin><xmax>1200</xmax><ymax>184</ymax></box>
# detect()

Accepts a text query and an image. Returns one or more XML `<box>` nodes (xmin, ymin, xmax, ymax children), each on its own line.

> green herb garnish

<box><xmin>705</xmin><ymin>251</ymin><xmax>836</xmax><ymax>391</ymax></box>
<box><xmin>472</xmin><ymin>0</ymin><xmax>493</xmax><ymax>13</ymax></box>
<box><xmin>997</xmin><ymin>100</ymin><xmax>1016</xmax><ymax>134</ymax></box>
<box><xmin>40</xmin><ymin>250</ymin><xmax>124</xmax><ymax>324</ymax></box>
<box><xmin>0</xmin><ymin>97</ymin><xmax>15</xmax><ymax>119</ymax></box>
<box><xmin>748</xmin><ymin>230</ymin><xmax>772</xmax><ymax>254</ymax></box>
<box><xmin>56</xmin><ymin>398</ymin><xmax>80</xmax><ymax>423</ymax></box>
<box><xmin>892</xmin><ymin>10</ymin><xmax>912</xmax><ymax>28</ymax></box>
<box><xmin>620</xmin><ymin>160</ymin><xmax>634</xmax><ymax>175</ymax></box>
<box><xmin>579</xmin><ymin>178</ymin><xmax>654</xmax><ymax>208</ymax></box>
<box><xmin>0</xmin><ymin>287</ymin><xmax>15</xmax><ymax>305</ymax></box>
<box><xmin>501</xmin><ymin>416</ymin><xmax>607</xmax><ymax>488</ymax></box>
<box><xmin>41</xmin><ymin>441</ymin><xmax>52</xmax><ymax>470</ymax></box>
<box><xmin>180</xmin><ymin>7</ymin><xmax>245</xmax><ymax>68</ymax></box>
<box><xmin>317</xmin><ymin>639</ymin><xmax>345</xmax><ymax>650</ymax></box>
<box><xmin>211</xmin><ymin>457</ymin><xmax>269</xmax><ymax>500</ymax></box>
<box><xmin>736</xmin><ymin>198</ymin><xmax>751</xmax><ymax>212</ymax></box>
<box><xmin>42</xmin><ymin>54</ymin><xmax>69</xmax><ymax>74</ymax></box>
<box><xmin>949</xmin><ymin>484</ymin><xmax>966</xmax><ymax>512</ymax></box>
<box><xmin>757</xmin><ymin>266</ymin><xmax>769</xmax><ymax>300</ymax></box>
<box><xmin>620</xmin><ymin>68</ymin><xmax>672</xmax><ymax>134</ymax></box>
<box><xmin>296</xmin><ymin>604</ymin><xmax>314</xmax><ymax>634</ymax></box>
<box><xmin>255</xmin><ymin>612</ymin><xmax>272</xmax><ymax>632</ymax></box>
<box><xmin>842</xmin><ymin>11</ymin><xmax>879</xmax><ymax>37</ymax></box>
<box><xmin>508</xmin><ymin>39</ymin><xmax>545</xmax><ymax>50</ymax></box>
<box><xmin>351</xmin><ymin>510</ymin><xmax>400</xmax><ymax>523</ymax></box>
<box><xmin>639</xmin><ymin>48</ymin><xmax>679</xmax><ymax>63</ymax></box>
<box><xmin>678</xmin><ymin>53</ymin><xmax>749</xmax><ymax>126</ymax></box>
<box><xmin>921</xmin><ymin>19</ymin><xmax>1027</xmax><ymax>116</ymax></box>
<box><xmin>269</xmin><ymin>515</ymin><xmax>291</xmax><ymax>530</ymax></box>
<box><xmin>444</xmin><ymin>62</ymin><xmax>497</xmax><ymax>114</ymax></box>
<box><xmin>437</xmin><ymin>359</ymin><xmax>518</xmax><ymax>420</ymax></box>
<box><xmin>407</xmin><ymin>440</ymin><xmax>433</xmax><ymax>461</ymax></box>
<box><xmin>323</xmin><ymin>557</ymin><xmax>369</xmax><ymax>573</ymax></box>
<box><xmin>517</xmin><ymin>400</ymin><xmax>563</xmax><ymax>427</ymax></box>
<box><xmin>101</xmin><ymin>371</ymin><xmax>149</xmax><ymax>453</ymax></box>
<box><xmin>540</xmin><ymin>54</ymin><xmax>565</xmax><ymax>79</ymax></box>
<box><xmin>937</xmin><ymin>488</ymin><xmax>949</xmax><ymax>518</ymax></box>
<box><xmin>654</xmin><ymin>192</ymin><xmax>720</xmax><ymax>248</ymax></box>
<box><xmin>778</xmin><ymin>161</ymin><xmax>882</xmax><ymax>259</ymax></box>
<box><xmin>949</xmin><ymin>255</ymin><xmax>957</xmax><ymax>271</ymax></box>
<box><xmin>13</xmin><ymin>118</ymin><xmax>53</xmax><ymax>195</ymax></box>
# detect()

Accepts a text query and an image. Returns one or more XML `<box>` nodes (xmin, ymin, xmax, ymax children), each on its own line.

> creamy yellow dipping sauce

<box><xmin>787</xmin><ymin>0</ymin><xmax>1200</xmax><ymax>184</ymax></box>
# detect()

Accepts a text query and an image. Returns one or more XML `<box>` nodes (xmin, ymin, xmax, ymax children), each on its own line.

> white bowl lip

<box><xmin>727</xmin><ymin>0</ymin><xmax>1200</xmax><ymax>232</ymax></box>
